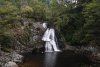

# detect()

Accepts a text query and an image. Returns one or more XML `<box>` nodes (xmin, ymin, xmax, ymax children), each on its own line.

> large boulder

<box><xmin>11</xmin><ymin>52</ymin><xmax>23</xmax><ymax>63</ymax></box>
<box><xmin>0</xmin><ymin>51</ymin><xmax>23</xmax><ymax>67</ymax></box>
<box><xmin>3</xmin><ymin>61</ymin><xmax>18</xmax><ymax>67</ymax></box>
<box><xmin>87</xmin><ymin>52</ymin><xmax>100</xmax><ymax>63</ymax></box>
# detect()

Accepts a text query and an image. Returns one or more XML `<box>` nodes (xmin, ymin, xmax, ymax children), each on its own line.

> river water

<box><xmin>20</xmin><ymin>50</ymin><xmax>100</xmax><ymax>67</ymax></box>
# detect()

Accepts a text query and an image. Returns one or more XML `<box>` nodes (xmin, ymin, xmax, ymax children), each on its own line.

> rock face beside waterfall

<box><xmin>13</xmin><ymin>19</ymin><xmax>45</xmax><ymax>53</ymax></box>
<box><xmin>0</xmin><ymin>19</ymin><xmax>45</xmax><ymax>66</ymax></box>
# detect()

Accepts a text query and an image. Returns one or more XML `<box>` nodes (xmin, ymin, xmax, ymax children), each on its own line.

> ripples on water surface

<box><xmin>20</xmin><ymin>50</ymin><xmax>100</xmax><ymax>67</ymax></box>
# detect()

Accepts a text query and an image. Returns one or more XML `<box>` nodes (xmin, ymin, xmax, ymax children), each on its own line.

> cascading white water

<box><xmin>42</xmin><ymin>23</ymin><xmax>61</xmax><ymax>52</ymax></box>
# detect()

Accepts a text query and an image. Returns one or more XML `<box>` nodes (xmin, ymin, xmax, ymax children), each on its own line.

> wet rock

<box><xmin>87</xmin><ymin>52</ymin><xmax>100</xmax><ymax>63</ymax></box>
<box><xmin>0</xmin><ymin>51</ymin><xmax>23</xmax><ymax>66</ymax></box>
<box><xmin>3</xmin><ymin>61</ymin><xmax>18</xmax><ymax>67</ymax></box>
<box><xmin>32</xmin><ymin>47</ymin><xmax>45</xmax><ymax>54</ymax></box>
<box><xmin>65</xmin><ymin>45</ymin><xmax>77</xmax><ymax>50</ymax></box>
<box><xmin>11</xmin><ymin>52</ymin><xmax>23</xmax><ymax>63</ymax></box>
<box><xmin>0</xmin><ymin>51</ymin><xmax>12</xmax><ymax>66</ymax></box>
<box><xmin>65</xmin><ymin>45</ymin><xmax>100</xmax><ymax>63</ymax></box>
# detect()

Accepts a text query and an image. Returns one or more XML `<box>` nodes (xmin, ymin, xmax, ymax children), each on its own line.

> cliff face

<box><xmin>13</xmin><ymin>20</ymin><xmax>44</xmax><ymax>53</ymax></box>
<box><xmin>0</xmin><ymin>18</ymin><xmax>45</xmax><ymax>66</ymax></box>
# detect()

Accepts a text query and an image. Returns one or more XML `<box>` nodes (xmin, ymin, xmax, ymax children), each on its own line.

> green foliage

<box><xmin>0</xmin><ymin>33</ymin><xmax>14</xmax><ymax>49</ymax></box>
<box><xmin>81</xmin><ymin>0</ymin><xmax>100</xmax><ymax>45</ymax></box>
<box><xmin>30</xmin><ymin>1</ymin><xmax>46</xmax><ymax>20</ymax></box>
<box><xmin>59</xmin><ymin>0</ymin><xmax>100</xmax><ymax>46</ymax></box>
<box><xmin>0</xmin><ymin>1</ymin><xmax>20</xmax><ymax>28</ymax></box>
<box><xmin>0</xmin><ymin>0</ymin><xmax>100</xmax><ymax>50</ymax></box>
<box><xmin>45</xmin><ymin>0</ymin><xmax>100</xmax><ymax>46</ymax></box>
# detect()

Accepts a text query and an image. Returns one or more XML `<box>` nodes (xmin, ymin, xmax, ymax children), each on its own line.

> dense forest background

<box><xmin>0</xmin><ymin>0</ymin><xmax>100</xmax><ymax>51</ymax></box>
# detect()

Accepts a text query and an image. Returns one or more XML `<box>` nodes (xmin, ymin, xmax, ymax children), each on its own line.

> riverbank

<box><xmin>0</xmin><ymin>51</ymin><xmax>23</xmax><ymax>67</ymax></box>
<box><xmin>1</xmin><ymin>44</ymin><xmax>100</xmax><ymax>67</ymax></box>
<box><xmin>65</xmin><ymin>44</ymin><xmax>100</xmax><ymax>63</ymax></box>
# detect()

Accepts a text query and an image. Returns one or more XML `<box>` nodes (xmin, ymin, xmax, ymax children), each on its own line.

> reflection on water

<box><xmin>21</xmin><ymin>51</ymin><xmax>100</xmax><ymax>67</ymax></box>
<box><xmin>44</xmin><ymin>52</ymin><xmax>58</xmax><ymax>67</ymax></box>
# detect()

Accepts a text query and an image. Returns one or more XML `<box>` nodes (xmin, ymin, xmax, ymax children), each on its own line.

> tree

<box><xmin>81</xmin><ymin>0</ymin><xmax>100</xmax><ymax>46</ymax></box>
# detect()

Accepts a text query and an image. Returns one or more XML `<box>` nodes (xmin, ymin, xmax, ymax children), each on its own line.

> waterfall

<box><xmin>42</xmin><ymin>23</ymin><xmax>61</xmax><ymax>52</ymax></box>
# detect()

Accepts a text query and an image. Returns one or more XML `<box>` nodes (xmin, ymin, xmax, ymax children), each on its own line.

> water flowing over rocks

<box><xmin>42</xmin><ymin>23</ymin><xmax>61</xmax><ymax>52</ymax></box>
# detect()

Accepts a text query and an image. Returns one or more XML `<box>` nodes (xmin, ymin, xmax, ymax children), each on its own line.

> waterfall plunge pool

<box><xmin>19</xmin><ymin>50</ymin><xmax>100</xmax><ymax>67</ymax></box>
